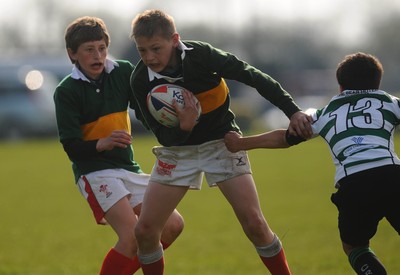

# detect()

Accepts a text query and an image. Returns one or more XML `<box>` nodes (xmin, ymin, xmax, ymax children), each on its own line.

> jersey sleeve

<box><xmin>53</xmin><ymin>85</ymin><xmax>83</xmax><ymax>142</ymax></box>
<box><xmin>285</xmin><ymin>130</ymin><xmax>306</xmax><ymax>146</ymax></box>
<box><xmin>191</xmin><ymin>41</ymin><xmax>301</xmax><ymax>119</ymax></box>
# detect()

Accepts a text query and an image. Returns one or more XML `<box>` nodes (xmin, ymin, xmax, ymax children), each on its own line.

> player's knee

<box><xmin>134</xmin><ymin>221</ymin><xmax>154</xmax><ymax>242</ymax></box>
<box><xmin>342</xmin><ymin>242</ymin><xmax>353</xmax><ymax>255</ymax></box>
<box><xmin>243</xmin><ymin>214</ymin><xmax>268</xmax><ymax>236</ymax></box>
<box><xmin>343</xmin><ymin>242</ymin><xmax>368</xmax><ymax>256</ymax></box>
<box><xmin>160</xmin><ymin>211</ymin><xmax>184</xmax><ymax>245</ymax></box>
<box><xmin>168</xmin><ymin>211</ymin><xmax>185</xmax><ymax>237</ymax></box>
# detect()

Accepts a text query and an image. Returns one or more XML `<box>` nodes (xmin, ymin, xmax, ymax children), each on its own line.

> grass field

<box><xmin>1</xmin><ymin>135</ymin><xmax>399</xmax><ymax>275</ymax></box>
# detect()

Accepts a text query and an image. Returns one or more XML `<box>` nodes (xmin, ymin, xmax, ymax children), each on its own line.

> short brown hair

<box><xmin>130</xmin><ymin>9</ymin><xmax>176</xmax><ymax>41</ymax></box>
<box><xmin>336</xmin><ymin>52</ymin><xmax>383</xmax><ymax>90</ymax></box>
<box><xmin>65</xmin><ymin>16</ymin><xmax>110</xmax><ymax>63</ymax></box>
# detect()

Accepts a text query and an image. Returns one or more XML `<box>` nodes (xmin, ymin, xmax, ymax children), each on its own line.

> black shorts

<box><xmin>330</xmin><ymin>165</ymin><xmax>400</xmax><ymax>246</ymax></box>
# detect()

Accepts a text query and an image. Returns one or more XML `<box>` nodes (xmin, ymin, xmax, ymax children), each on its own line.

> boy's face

<box><xmin>68</xmin><ymin>39</ymin><xmax>108</xmax><ymax>80</ymax></box>
<box><xmin>134</xmin><ymin>34</ymin><xmax>179</xmax><ymax>73</ymax></box>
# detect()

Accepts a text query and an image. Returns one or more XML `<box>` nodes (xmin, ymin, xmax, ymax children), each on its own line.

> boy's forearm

<box><xmin>240</xmin><ymin>130</ymin><xmax>289</xmax><ymax>150</ymax></box>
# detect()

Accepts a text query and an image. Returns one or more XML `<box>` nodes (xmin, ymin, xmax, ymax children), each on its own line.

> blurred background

<box><xmin>1</xmin><ymin>0</ymin><xmax>400</xmax><ymax>140</ymax></box>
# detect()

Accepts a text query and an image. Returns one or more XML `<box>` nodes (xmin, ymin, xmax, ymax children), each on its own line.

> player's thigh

<box><xmin>105</xmin><ymin>196</ymin><xmax>137</xmax><ymax>238</ymax></box>
<box><xmin>139</xmin><ymin>181</ymin><xmax>188</xmax><ymax>230</ymax></box>
<box><xmin>383</xmin><ymin>165</ymin><xmax>400</xmax><ymax>233</ymax></box>
<box><xmin>331</xmin><ymin>182</ymin><xmax>380</xmax><ymax>246</ymax></box>
<box><xmin>384</xmin><ymin>186</ymin><xmax>400</xmax><ymax>234</ymax></box>
<box><xmin>218</xmin><ymin>174</ymin><xmax>263</xmax><ymax>218</ymax></box>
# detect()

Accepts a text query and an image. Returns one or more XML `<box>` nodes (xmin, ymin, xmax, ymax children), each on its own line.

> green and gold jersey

<box><xmin>309</xmin><ymin>90</ymin><xmax>400</xmax><ymax>186</ymax></box>
<box><xmin>131</xmin><ymin>40</ymin><xmax>301</xmax><ymax>147</ymax></box>
<box><xmin>54</xmin><ymin>59</ymin><xmax>142</xmax><ymax>182</ymax></box>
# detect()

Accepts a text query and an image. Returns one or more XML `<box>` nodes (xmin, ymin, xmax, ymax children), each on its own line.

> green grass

<box><xmin>1</xmin><ymin>135</ymin><xmax>399</xmax><ymax>275</ymax></box>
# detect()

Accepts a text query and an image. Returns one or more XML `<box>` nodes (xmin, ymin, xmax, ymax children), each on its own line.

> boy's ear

<box><xmin>171</xmin><ymin>33</ymin><xmax>180</xmax><ymax>47</ymax></box>
<box><xmin>67</xmin><ymin>48</ymin><xmax>77</xmax><ymax>63</ymax></box>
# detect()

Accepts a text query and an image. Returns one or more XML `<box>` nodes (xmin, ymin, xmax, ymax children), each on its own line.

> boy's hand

<box><xmin>288</xmin><ymin>111</ymin><xmax>313</xmax><ymax>139</ymax></box>
<box><xmin>96</xmin><ymin>130</ymin><xmax>132</xmax><ymax>152</ymax></box>
<box><xmin>174</xmin><ymin>90</ymin><xmax>201</xmax><ymax>132</ymax></box>
<box><xmin>224</xmin><ymin>131</ymin><xmax>242</xmax><ymax>153</ymax></box>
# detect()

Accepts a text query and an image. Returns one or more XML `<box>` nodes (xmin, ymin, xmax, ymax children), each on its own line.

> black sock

<box><xmin>348</xmin><ymin>246</ymin><xmax>387</xmax><ymax>275</ymax></box>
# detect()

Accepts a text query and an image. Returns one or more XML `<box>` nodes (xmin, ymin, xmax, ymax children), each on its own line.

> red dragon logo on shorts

<box><xmin>156</xmin><ymin>159</ymin><xmax>176</xmax><ymax>176</ymax></box>
<box><xmin>99</xmin><ymin>184</ymin><xmax>112</xmax><ymax>198</ymax></box>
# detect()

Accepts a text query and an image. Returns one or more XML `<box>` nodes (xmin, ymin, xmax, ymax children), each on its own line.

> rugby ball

<box><xmin>147</xmin><ymin>84</ymin><xmax>201</xmax><ymax>128</ymax></box>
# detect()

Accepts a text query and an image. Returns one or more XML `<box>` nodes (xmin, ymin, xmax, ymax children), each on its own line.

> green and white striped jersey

<box><xmin>309</xmin><ymin>90</ymin><xmax>400</xmax><ymax>186</ymax></box>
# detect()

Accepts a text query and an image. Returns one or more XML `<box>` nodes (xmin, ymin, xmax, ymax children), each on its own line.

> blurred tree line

<box><xmin>2</xmin><ymin>1</ymin><xmax>400</xmax><ymax>98</ymax></box>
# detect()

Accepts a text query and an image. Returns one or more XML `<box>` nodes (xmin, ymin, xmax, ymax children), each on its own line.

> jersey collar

<box><xmin>71</xmin><ymin>58</ymin><xmax>119</xmax><ymax>82</ymax></box>
<box><xmin>340</xmin><ymin>89</ymin><xmax>381</xmax><ymax>96</ymax></box>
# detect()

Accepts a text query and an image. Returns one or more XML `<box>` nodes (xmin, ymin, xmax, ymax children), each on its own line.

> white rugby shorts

<box><xmin>150</xmin><ymin>139</ymin><xmax>252</xmax><ymax>189</ymax></box>
<box><xmin>77</xmin><ymin>168</ymin><xmax>149</xmax><ymax>224</ymax></box>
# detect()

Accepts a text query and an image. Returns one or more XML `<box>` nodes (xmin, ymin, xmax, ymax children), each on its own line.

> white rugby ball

<box><xmin>147</xmin><ymin>84</ymin><xmax>201</xmax><ymax>128</ymax></box>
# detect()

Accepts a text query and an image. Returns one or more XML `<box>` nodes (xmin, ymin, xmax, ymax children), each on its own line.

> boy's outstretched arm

<box><xmin>224</xmin><ymin>130</ymin><xmax>290</xmax><ymax>153</ymax></box>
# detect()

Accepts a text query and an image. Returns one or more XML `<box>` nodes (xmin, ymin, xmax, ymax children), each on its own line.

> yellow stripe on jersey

<box><xmin>194</xmin><ymin>79</ymin><xmax>228</xmax><ymax>114</ymax></box>
<box><xmin>81</xmin><ymin>111</ymin><xmax>131</xmax><ymax>141</ymax></box>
